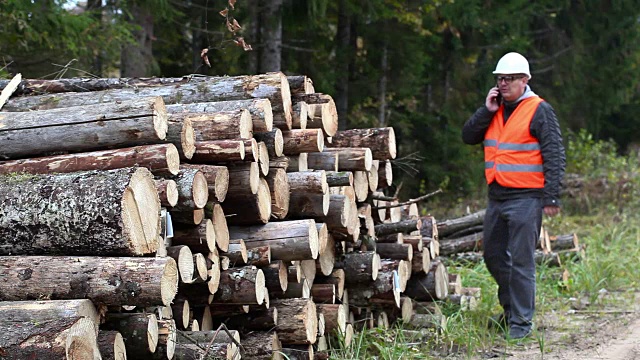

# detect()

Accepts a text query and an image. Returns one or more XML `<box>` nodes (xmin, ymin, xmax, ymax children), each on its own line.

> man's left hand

<box><xmin>543</xmin><ymin>206</ymin><xmax>560</xmax><ymax>217</ymax></box>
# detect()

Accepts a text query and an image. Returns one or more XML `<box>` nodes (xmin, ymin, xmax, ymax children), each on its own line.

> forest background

<box><xmin>3</xmin><ymin>0</ymin><xmax>640</xmax><ymax>213</ymax></box>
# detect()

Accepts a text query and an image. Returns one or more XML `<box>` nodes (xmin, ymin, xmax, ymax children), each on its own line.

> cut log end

<box><xmin>165</xmin><ymin>180</ymin><xmax>179</xmax><ymax>207</ymax></box>
<box><xmin>165</xmin><ymin>144</ymin><xmax>181</xmax><ymax>175</ymax></box>
<box><xmin>240</xmin><ymin>108</ymin><xmax>253</xmax><ymax>139</ymax></box>
<box><xmin>161</xmin><ymin>258</ymin><xmax>179</xmax><ymax>306</ymax></box>
<box><xmin>280</xmin><ymin>74</ymin><xmax>293</xmax><ymax>128</ymax></box>
<box><xmin>152</xmin><ymin>96</ymin><xmax>169</xmax><ymax>140</ymax></box>
<box><xmin>192</xmin><ymin>171</ymin><xmax>209</xmax><ymax>209</ymax></box>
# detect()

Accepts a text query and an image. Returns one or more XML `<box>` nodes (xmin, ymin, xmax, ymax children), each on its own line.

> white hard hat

<box><xmin>493</xmin><ymin>52</ymin><xmax>531</xmax><ymax>79</ymax></box>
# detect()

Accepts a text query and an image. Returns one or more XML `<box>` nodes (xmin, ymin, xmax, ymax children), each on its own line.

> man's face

<box><xmin>495</xmin><ymin>74</ymin><xmax>528</xmax><ymax>102</ymax></box>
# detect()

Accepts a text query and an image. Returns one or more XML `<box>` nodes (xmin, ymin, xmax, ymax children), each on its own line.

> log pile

<box><xmin>0</xmin><ymin>72</ymin><xmax>469</xmax><ymax>359</ymax></box>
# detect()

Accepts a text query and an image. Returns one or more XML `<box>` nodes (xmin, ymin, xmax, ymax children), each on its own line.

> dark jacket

<box><xmin>462</xmin><ymin>86</ymin><xmax>566</xmax><ymax>207</ymax></box>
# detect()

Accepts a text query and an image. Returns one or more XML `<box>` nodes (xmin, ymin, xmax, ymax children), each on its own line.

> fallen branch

<box><xmin>373</xmin><ymin>189</ymin><xmax>443</xmax><ymax>210</ymax></box>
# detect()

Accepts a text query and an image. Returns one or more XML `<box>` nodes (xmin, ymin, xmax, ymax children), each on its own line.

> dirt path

<box><xmin>503</xmin><ymin>295</ymin><xmax>640</xmax><ymax>360</ymax></box>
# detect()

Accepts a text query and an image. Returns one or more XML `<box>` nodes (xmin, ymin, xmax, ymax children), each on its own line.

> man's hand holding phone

<box><xmin>485</xmin><ymin>87</ymin><xmax>501</xmax><ymax>112</ymax></box>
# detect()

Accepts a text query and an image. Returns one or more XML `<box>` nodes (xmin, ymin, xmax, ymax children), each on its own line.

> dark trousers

<box><xmin>483</xmin><ymin>197</ymin><xmax>542</xmax><ymax>333</ymax></box>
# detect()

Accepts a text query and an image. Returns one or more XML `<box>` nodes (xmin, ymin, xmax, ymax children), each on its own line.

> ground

<box><xmin>478</xmin><ymin>293</ymin><xmax>640</xmax><ymax>360</ymax></box>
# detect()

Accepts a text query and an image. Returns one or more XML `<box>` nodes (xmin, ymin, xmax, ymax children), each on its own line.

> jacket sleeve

<box><xmin>462</xmin><ymin>106</ymin><xmax>495</xmax><ymax>145</ymax></box>
<box><xmin>530</xmin><ymin>102</ymin><xmax>566</xmax><ymax>207</ymax></box>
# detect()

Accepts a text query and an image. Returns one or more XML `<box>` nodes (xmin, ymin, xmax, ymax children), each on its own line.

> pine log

<box><xmin>269</xmin><ymin>155</ymin><xmax>290</xmax><ymax>170</ymax></box>
<box><xmin>282</xmin><ymin>129</ymin><xmax>325</xmax><ymax>154</ymax></box>
<box><xmin>449</xmin><ymin>273</ymin><xmax>462</xmax><ymax>295</ymax></box>
<box><xmin>407</xmin><ymin>313</ymin><xmax>447</xmax><ymax>331</ymax></box>
<box><xmin>376</xmin><ymin>243</ymin><xmax>413</xmax><ymax>261</ymax></box>
<box><xmin>439</xmin><ymin>232</ymin><xmax>483</xmax><ymax>256</ymax></box>
<box><xmin>165</xmin><ymin>113</ymin><xmax>196</xmax><ymax>160</ymax></box>
<box><xmin>535</xmin><ymin>251</ymin><xmax>562</xmax><ymax>267</ymax></box>
<box><xmin>192</xmin><ymin>253</ymin><xmax>209</xmax><ymax>283</ymax></box>
<box><xmin>324</xmin><ymin>148</ymin><xmax>372</xmax><ymax>172</ymax></box>
<box><xmin>300</xmin><ymin>93</ymin><xmax>338</xmax><ymax>137</ymax></box>
<box><xmin>317</xmin><ymin>234</ymin><xmax>336</xmax><ymax>276</ymax></box>
<box><xmin>224</xmin><ymin>239</ymin><xmax>248</xmax><ymax>266</ymax></box>
<box><xmin>404</xmin><ymin>259</ymin><xmax>449</xmax><ymax>301</ymax></box>
<box><xmin>273</xmin><ymin>298</ymin><xmax>318</xmax><ymax>345</ymax></box>
<box><xmin>182</xmin><ymin>164</ymin><xmax>230</xmax><ymax>203</ymax></box>
<box><xmin>358</xmin><ymin>203</ymin><xmax>376</xmax><ymax>238</ymax></box>
<box><xmin>288</xmin><ymin>170</ymin><xmax>328</xmax><ymax>194</ymax></box>
<box><xmin>403</xmin><ymin>234</ymin><xmax>423</xmax><ymax>252</ymax></box>
<box><xmin>329</xmin><ymin>127</ymin><xmax>396</xmax><ymax>160</ymax></box>
<box><xmin>289</xmin><ymin>153</ymin><xmax>309</xmax><ymax>172</ymax></box>
<box><xmin>447</xmin><ymin>294</ymin><xmax>478</xmax><ymax>311</ymax></box>
<box><xmin>315</xmin><ymin>223</ymin><xmax>329</xmax><ymax>256</ymax></box>
<box><xmin>348</xmin><ymin>269</ymin><xmax>399</xmax><ymax>307</ymax></box>
<box><xmin>367</xmin><ymin>160</ymin><xmax>379</xmax><ymax>191</ymax></box>
<box><xmin>287</xmin><ymin>75</ymin><xmax>315</xmax><ymax>96</ymax></box>
<box><xmin>211</xmin><ymin>266</ymin><xmax>265</xmax><ymax>305</ymax></box>
<box><xmin>4</xmin><ymin>73</ymin><xmax>293</xmax><ymax>131</ymax></box>
<box><xmin>313</xmin><ymin>194</ymin><xmax>351</xmax><ymax>232</ymax></box>
<box><xmin>171</xmin><ymin>168</ymin><xmax>209</xmax><ymax>211</ymax></box>
<box><xmin>378</xmin><ymin>159</ymin><xmax>393</xmax><ymax>187</ymax></box>
<box><xmin>102</xmin><ymin>313</ymin><xmax>159</xmax><ymax>358</ymax></box>
<box><xmin>424</xmin><ymin>237</ymin><xmax>439</xmax><ymax>259</ymax></box>
<box><xmin>222</xmin><ymin>177</ymin><xmax>272</xmax><ymax>225</ymax></box>
<box><xmin>375</xmin><ymin>219</ymin><xmax>422</xmax><ymax>237</ymax></box>
<box><xmin>262</xmin><ymin>260</ymin><xmax>288</xmax><ymax>293</ymax></box>
<box><xmin>436</xmin><ymin>210</ymin><xmax>485</xmax><ymax>238</ymax></box>
<box><xmin>172</xmin><ymin>220</ymin><xmax>216</xmax><ymax>253</ymax></box>
<box><xmin>549</xmin><ymin>233</ymin><xmax>580</xmax><ymax>251</ymax></box>
<box><xmin>0</xmin><ymin>256</ymin><xmax>178</xmax><ymax>306</ymax></box>
<box><xmin>214</xmin><ymin>307</ymin><xmax>278</xmax><ymax>332</ymax></box>
<box><xmin>0</xmin><ymin>96</ymin><xmax>168</xmax><ymax>160</ymax></box>
<box><xmin>307</xmin><ymin>152</ymin><xmax>338</xmax><ymax>171</ymax></box>
<box><xmin>288</xmin><ymin>262</ymin><xmax>303</xmax><ymax>283</ymax></box>
<box><xmin>191</xmin><ymin>306</ymin><xmax>213</xmax><ymax>331</ymax></box>
<box><xmin>156</xmin><ymin>179</ymin><xmax>179</xmax><ymax>207</ymax></box>
<box><xmin>0</xmin><ymin>316</ymin><xmax>99</xmax><ymax>360</ymax></box>
<box><xmin>257</xmin><ymin>141</ymin><xmax>270</xmax><ymax>175</ymax></box>
<box><xmin>191</xmin><ymin>140</ymin><xmax>246</xmax><ymax>163</ymax></box>
<box><xmin>243</xmin><ymin>137</ymin><xmax>260</xmax><ymax>163</ymax></box>
<box><xmin>1</xmin><ymin>77</ymin><xmax>198</xmax><ymax>95</ymax></box>
<box><xmin>0</xmin><ymin>167</ymin><xmax>160</xmax><ymax>255</ymax></box>
<box><xmin>97</xmin><ymin>330</ymin><xmax>127</xmax><ymax>360</ymax></box>
<box><xmin>325</xmin><ymin>171</ymin><xmax>353</xmax><ymax>187</ymax></box>
<box><xmin>353</xmin><ymin>171</ymin><xmax>369</xmax><ymax>202</ymax></box>
<box><xmin>209</xmin><ymin>203</ymin><xmax>230</xmax><ymax>252</ymax></box>
<box><xmin>343</xmin><ymin>251</ymin><xmax>380</xmax><ymax>284</ymax></box>
<box><xmin>152</xmin><ymin>319</ymin><xmax>177</xmax><ymax>360</ymax></box>
<box><xmin>412</xmin><ymin>249</ymin><xmax>431</xmax><ymax>274</ymax></box>
<box><xmin>288</xmin><ymin>172</ymin><xmax>330</xmax><ymax>218</ymax></box>
<box><xmin>167</xmin><ymin>98</ymin><xmax>273</xmax><ymax>132</ymax></box>
<box><xmin>316</xmin><ymin>304</ymin><xmax>346</xmax><ymax>335</ymax></box>
<box><xmin>167</xmin><ymin>245</ymin><xmax>196</xmax><ymax>284</ymax></box>
<box><xmin>240</xmin><ymin>332</ymin><xmax>283</xmax><ymax>360</ymax></box>
<box><xmin>447</xmin><ymin>224</ymin><xmax>484</xmax><ymax>239</ymax></box>
<box><xmin>226</xmin><ymin>162</ymin><xmax>260</xmax><ymax>195</ymax></box>
<box><xmin>230</xmin><ymin>219</ymin><xmax>319</xmax><ymax>261</ymax></box>
<box><xmin>293</xmin><ymin>101</ymin><xmax>309</xmax><ymax>129</ymax></box>
<box><xmin>173</xmin><ymin>342</ymin><xmax>235</xmax><ymax>360</ymax></box>
<box><xmin>266</xmin><ymin>167</ymin><xmax>291</xmax><ymax>219</ymax></box>
<box><xmin>172</xmin><ymin>299</ymin><xmax>191</xmax><ymax>330</ymax></box>
<box><xmin>273</xmin><ymin>280</ymin><xmax>311</xmax><ymax>299</ymax></box>
<box><xmin>311</xmin><ymin>284</ymin><xmax>336</xmax><ymax>304</ymax></box>
<box><xmin>255</xmin><ymin>128</ymin><xmax>285</xmax><ymax>157</ymax></box>
<box><xmin>0</xmin><ymin>143</ymin><xmax>180</xmax><ymax>177</ymax></box>
<box><xmin>0</xmin><ymin>299</ymin><xmax>100</xmax><ymax>335</ymax></box>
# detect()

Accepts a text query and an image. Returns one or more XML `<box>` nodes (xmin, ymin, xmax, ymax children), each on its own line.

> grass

<box><xmin>324</xmin><ymin>210</ymin><xmax>640</xmax><ymax>359</ymax></box>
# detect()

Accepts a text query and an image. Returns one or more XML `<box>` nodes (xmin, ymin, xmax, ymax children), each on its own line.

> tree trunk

<box><xmin>311</xmin><ymin>284</ymin><xmax>336</xmax><ymax>304</ymax></box>
<box><xmin>259</xmin><ymin>0</ymin><xmax>283</xmax><ymax>73</ymax></box>
<box><xmin>0</xmin><ymin>317</ymin><xmax>99</xmax><ymax>360</ymax></box>
<box><xmin>0</xmin><ymin>256</ymin><xmax>178</xmax><ymax>306</ymax></box>
<box><xmin>255</xmin><ymin>128</ymin><xmax>284</xmax><ymax>157</ymax></box>
<box><xmin>273</xmin><ymin>298</ymin><xmax>317</xmax><ymax>345</ymax></box>
<box><xmin>167</xmin><ymin>98</ymin><xmax>273</xmax><ymax>133</ymax></box>
<box><xmin>0</xmin><ymin>97</ymin><xmax>167</xmax><ymax>160</ymax></box>
<box><xmin>335</xmin><ymin>0</ymin><xmax>351</xmax><ymax>130</ymax></box>
<box><xmin>171</xmin><ymin>168</ymin><xmax>209</xmax><ymax>211</ymax></box>
<box><xmin>121</xmin><ymin>3</ymin><xmax>154</xmax><ymax>77</ymax></box>
<box><xmin>0</xmin><ymin>143</ymin><xmax>180</xmax><ymax>177</ymax></box>
<box><xmin>326</xmin><ymin>148</ymin><xmax>373</xmax><ymax>172</ymax></box>
<box><xmin>307</xmin><ymin>152</ymin><xmax>338</xmax><ymax>171</ymax></box>
<box><xmin>232</xmin><ymin>220</ymin><xmax>319</xmax><ymax>261</ymax></box>
<box><xmin>329</xmin><ymin>127</ymin><xmax>396</xmax><ymax>160</ymax></box>
<box><xmin>0</xmin><ymin>167</ymin><xmax>160</xmax><ymax>255</ymax></box>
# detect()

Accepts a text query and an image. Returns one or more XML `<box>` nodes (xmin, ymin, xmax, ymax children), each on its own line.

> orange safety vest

<box><xmin>484</xmin><ymin>96</ymin><xmax>544</xmax><ymax>188</ymax></box>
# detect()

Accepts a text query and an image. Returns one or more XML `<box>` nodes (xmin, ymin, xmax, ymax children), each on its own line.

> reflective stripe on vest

<box><xmin>484</xmin><ymin>96</ymin><xmax>545</xmax><ymax>188</ymax></box>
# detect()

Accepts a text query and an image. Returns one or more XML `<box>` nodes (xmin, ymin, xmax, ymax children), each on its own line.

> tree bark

<box><xmin>378</xmin><ymin>159</ymin><xmax>393</xmax><ymax>187</ymax></box>
<box><xmin>0</xmin><ymin>96</ymin><xmax>167</xmax><ymax>160</ymax></box>
<box><xmin>211</xmin><ymin>266</ymin><xmax>266</xmax><ymax>305</ymax></box>
<box><xmin>255</xmin><ymin>128</ymin><xmax>285</xmax><ymax>157</ymax></box>
<box><xmin>156</xmin><ymin>179</ymin><xmax>179</xmax><ymax>207</ymax></box>
<box><xmin>301</xmin><ymin>94</ymin><xmax>338</xmax><ymax>137</ymax></box>
<box><xmin>307</xmin><ymin>152</ymin><xmax>338</xmax><ymax>171</ymax></box>
<box><xmin>245</xmin><ymin>245</ymin><xmax>272</xmax><ymax>267</ymax></box>
<box><xmin>223</xmin><ymin>239</ymin><xmax>248</xmax><ymax>266</ymax></box>
<box><xmin>412</xmin><ymin>249</ymin><xmax>431</xmax><ymax>274</ymax></box>
<box><xmin>439</xmin><ymin>232</ymin><xmax>483</xmax><ymax>256</ymax></box>
<box><xmin>97</xmin><ymin>330</ymin><xmax>127</xmax><ymax>360</ymax></box>
<box><xmin>262</xmin><ymin>260</ymin><xmax>288</xmax><ymax>293</ymax></box>
<box><xmin>171</xmin><ymin>168</ymin><xmax>209</xmax><ymax>211</ymax></box>
<box><xmin>404</xmin><ymin>259</ymin><xmax>449</xmax><ymax>301</ymax></box>
<box><xmin>240</xmin><ymin>331</ymin><xmax>282</xmax><ymax>360</ymax></box>
<box><xmin>222</xmin><ymin>178</ymin><xmax>272</xmax><ymax>225</ymax></box>
<box><xmin>182</xmin><ymin>164</ymin><xmax>229</xmax><ymax>204</ymax></box>
<box><xmin>231</xmin><ymin>220</ymin><xmax>319</xmax><ymax>261</ymax></box>
<box><xmin>343</xmin><ymin>251</ymin><xmax>380</xmax><ymax>284</ymax></box>
<box><xmin>0</xmin><ymin>143</ymin><xmax>180</xmax><ymax>177</ymax></box>
<box><xmin>375</xmin><ymin>219</ymin><xmax>422</xmax><ymax>237</ymax></box>
<box><xmin>191</xmin><ymin>140</ymin><xmax>246</xmax><ymax>163</ymax></box>
<box><xmin>436</xmin><ymin>209</ymin><xmax>485</xmax><ymax>238</ymax></box>
<box><xmin>265</xmin><ymin>167</ymin><xmax>290</xmax><ymax>219</ymax></box>
<box><xmin>325</xmin><ymin>148</ymin><xmax>372</xmax><ymax>172</ymax></box>
<box><xmin>292</xmin><ymin>101</ymin><xmax>309</xmax><ymax>129</ymax></box>
<box><xmin>0</xmin><ymin>167</ymin><xmax>160</xmax><ymax>256</ymax></box>
<box><xmin>325</xmin><ymin>171</ymin><xmax>353</xmax><ymax>187</ymax></box>
<box><xmin>120</xmin><ymin>3</ymin><xmax>154</xmax><ymax>77</ymax></box>
<box><xmin>259</xmin><ymin>0</ymin><xmax>284</xmax><ymax>73</ymax></box>
<box><xmin>376</xmin><ymin>243</ymin><xmax>413</xmax><ymax>261</ymax></box>
<box><xmin>0</xmin><ymin>256</ymin><xmax>178</xmax><ymax>306</ymax></box>
<box><xmin>0</xmin><ymin>299</ymin><xmax>100</xmax><ymax>334</ymax></box>
<box><xmin>102</xmin><ymin>313</ymin><xmax>158</xmax><ymax>358</ymax></box>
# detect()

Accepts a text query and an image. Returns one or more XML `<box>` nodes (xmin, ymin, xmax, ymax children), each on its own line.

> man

<box><xmin>462</xmin><ymin>52</ymin><xmax>566</xmax><ymax>340</ymax></box>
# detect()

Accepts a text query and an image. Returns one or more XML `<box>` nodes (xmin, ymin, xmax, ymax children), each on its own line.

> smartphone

<box><xmin>496</xmin><ymin>92</ymin><xmax>502</xmax><ymax>105</ymax></box>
